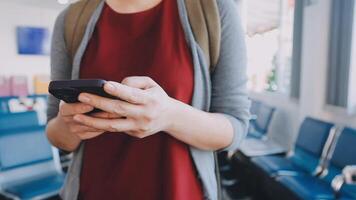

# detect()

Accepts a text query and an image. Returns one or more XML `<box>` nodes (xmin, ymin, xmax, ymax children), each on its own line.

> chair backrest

<box><xmin>0</xmin><ymin>77</ymin><xmax>11</xmax><ymax>97</ymax></box>
<box><xmin>250</xmin><ymin>100</ymin><xmax>262</xmax><ymax>116</ymax></box>
<box><xmin>291</xmin><ymin>117</ymin><xmax>334</xmax><ymax>174</ymax></box>
<box><xmin>9</xmin><ymin>76</ymin><xmax>28</xmax><ymax>97</ymax></box>
<box><xmin>0</xmin><ymin>126</ymin><xmax>53</xmax><ymax>171</ymax></box>
<box><xmin>254</xmin><ymin>104</ymin><xmax>275</xmax><ymax>134</ymax></box>
<box><xmin>0</xmin><ymin>126</ymin><xmax>58</xmax><ymax>186</ymax></box>
<box><xmin>0</xmin><ymin>111</ymin><xmax>39</xmax><ymax>131</ymax></box>
<box><xmin>0</xmin><ymin>97</ymin><xmax>11</xmax><ymax>114</ymax></box>
<box><xmin>323</xmin><ymin>127</ymin><xmax>356</xmax><ymax>183</ymax></box>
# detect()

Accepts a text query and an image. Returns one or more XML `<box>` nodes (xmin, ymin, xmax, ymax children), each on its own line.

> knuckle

<box><xmin>128</xmin><ymin>91</ymin><xmax>139</xmax><ymax>103</ymax></box>
<box><xmin>138</xmin><ymin>124</ymin><xmax>150</xmax><ymax>133</ymax></box>
<box><xmin>113</xmin><ymin>102</ymin><xmax>125</xmax><ymax>115</ymax></box>
<box><xmin>109</xmin><ymin>124</ymin><xmax>118</xmax><ymax>132</ymax></box>
<box><xmin>121</xmin><ymin>77</ymin><xmax>132</xmax><ymax>85</ymax></box>
<box><xmin>132</xmin><ymin>131</ymin><xmax>145</xmax><ymax>139</ymax></box>
<box><xmin>141</xmin><ymin>92</ymin><xmax>154</xmax><ymax>104</ymax></box>
<box><xmin>143</xmin><ymin>112</ymin><xmax>154</xmax><ymax>122</ymax></box>
<box><xmin>96</xmin><ymin>101</ymin><xmax>104</xmax><ymax>110</ymax></box>
<box><xmin>88</xmin><ymin>97</ymin><xmax>97</xmax><ymax>106</ymax></box>
<box><xmin>144</xmin><ymin>76</ymin><xmax>153</xmax><ymax>82</ymax></box>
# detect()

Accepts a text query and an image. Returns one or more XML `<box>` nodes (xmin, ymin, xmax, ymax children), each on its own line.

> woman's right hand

<box><xmin>47</xmin><ymin>101</ymin><xmax>106</xmax><ymax>152</ymax></box>
<box><xmin>58</xmin><ymin>101</ymin><xmax>106</xmax><ymax>140</ymax></box>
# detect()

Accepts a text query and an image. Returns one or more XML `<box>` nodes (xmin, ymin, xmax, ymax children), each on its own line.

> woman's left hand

<box><xmin>73</xmin><ymin>76</ymin><xmax>175</xmax><ymax>139</ymax></box>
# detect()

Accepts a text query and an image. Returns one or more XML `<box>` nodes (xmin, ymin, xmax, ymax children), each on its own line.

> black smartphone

<box><xmin>48</xmin><ymin>79</ymin><xmax>116</xmax><ymax>104</ymax></box>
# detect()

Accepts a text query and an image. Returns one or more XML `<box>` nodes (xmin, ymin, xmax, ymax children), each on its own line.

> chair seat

<box><xmin>240</xmin><ymin>138</ymin><xmax>287</xmax><ymax>157</ymax></box>
<box><xmin>339</xmin><ymin>184</ymin><xmax>356</xmax><ymax>199</ymax></box>
<box><xmin>251</xmin><ymin>156</ymin><xmax>303</xmax><ymax>176</ymax></box>
<box><xmin>4</xmin><ymin>173</ymin><xmax>65</xmax><ymax>199</ymax></box>
<box><xmin>277</xmin><ymin>175</ymin><xmax>335</xmax><ymax>200</ymax></box>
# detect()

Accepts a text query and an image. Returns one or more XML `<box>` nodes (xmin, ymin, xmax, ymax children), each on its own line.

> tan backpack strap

<box><xmin>64</xmin><ymin>0</ymin><xmax>101</xmax><ymax>60</ymax></box>
<box><xmin>185</xmin><ymin>0</ymin><xmax>221</xmax><ymax>71</ymax></box>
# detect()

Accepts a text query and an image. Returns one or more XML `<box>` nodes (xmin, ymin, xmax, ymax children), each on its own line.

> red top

<box><xmin>78</xmin><ymin>0</ymin><xmax>203</xmax><ymax>199</ymax></box>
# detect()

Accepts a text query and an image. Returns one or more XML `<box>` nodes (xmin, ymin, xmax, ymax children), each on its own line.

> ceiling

<box><xmin>9</xmin><ymin>0</ymin><xmax>72</xmax><ymax>10</ymax></box>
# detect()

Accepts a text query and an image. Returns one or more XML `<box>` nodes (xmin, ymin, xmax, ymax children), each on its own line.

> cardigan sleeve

<box><xmin>210</xmin><ymin>0</ymin><xmax>251</xmax><ymax>151</ymax></box>
<box><xmin>47</xmin><ymin>8</ymin><xmax>72</xmax><ymax>122</ymax></box>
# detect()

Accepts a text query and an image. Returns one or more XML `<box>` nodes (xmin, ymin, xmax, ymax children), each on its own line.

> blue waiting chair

<box><xmin>339</xmin><ymin>185</ymin><xmax>356</xmax><ymax>200</ymax></box>
<box><xmin>251</xmin><ymin>117</ymin><xmax>334</xmax><ymax>177</ymax></box>
<box><xmin>276</xmin><ymin>127</ymin><xmax>356</xmax><ymax>200</ymax></box>
<box><xmin>0</xmin><ymin>125</ymin><xmax>65</xmax><ymax>199</ymax></box>
<box><xmin>248</xmin><ymin>103</ymin><xmax>275</xmax><ymax>139</ymax></box>
<box><xmin>0</xmin><ymin>96</ymin><xmax>14</xmax><ymax>114</ymax></box>
<box><xmin>250</xmin><ymin>100</ymin><xmax>262</xmax><ymax>119</ymax></box>
<box><xmin>0</xmin><ymin>111</ymin><xmax>39</xmax><ymax>131</ymax></box>
<box><xmin>0</xmin><ymin>95</ymin><xmax>48</xmax><ymax>114</ymax></box>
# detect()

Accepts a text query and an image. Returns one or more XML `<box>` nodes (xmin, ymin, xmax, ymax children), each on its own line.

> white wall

<box><xmin>347</xmin><ymin>1</ymin><xmax>356</xmax><ymax>115</ymax></box>
<box><xmin>251</xmin><ymin>0</ymin><xmax>356</xmax><ymax>150</ymax></box>
<box><xmin>299</xmin><ymin>0</ymin><xmax>332</xmax><ymax>120</ymax></box>
<box><xmin>0</xmin><ymin>1</ymin><xmax>63</xmax><ymax>93</ymax></box>
<box><xmin>300</xmin><ymin>0</ymin><xmax>356</xmax><ymax>127</ymax></box>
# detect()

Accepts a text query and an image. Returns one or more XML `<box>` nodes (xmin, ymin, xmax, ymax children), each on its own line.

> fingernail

<box><xmin>79</xmin><ymin>94</ymin><xmax>90</xmax><ymax>103</ymax></box>
<box><xmin>106</xmin><ymin>82</ymin><xmax>115</xmax><ymax>92</ymax></box>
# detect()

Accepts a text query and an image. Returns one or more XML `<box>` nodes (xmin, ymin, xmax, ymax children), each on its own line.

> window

<box><xmin>347</xmin><ymin>1</ymin><xmax>356</xmax><ymax>114</ymax></box>
<box><xmin>327</xmin><ymin>0</ymin><xmax>355</xmax><ymax>108</ymax></box>
<box><xmin>245</xmin><ymin>0</ymin><xmax>297</xmax><ymax>95</ymax></box>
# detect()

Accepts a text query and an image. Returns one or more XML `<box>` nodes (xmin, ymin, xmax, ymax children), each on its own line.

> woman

<box><xmin>46</xmin><ymin>0</ymin><xmax>250</xmax><ymax>199</ymax></box>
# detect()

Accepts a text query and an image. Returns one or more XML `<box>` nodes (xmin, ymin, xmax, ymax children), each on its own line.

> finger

<box><xmin>69</xmin><ymin>124</ymin><xmax>102</xmax><ymax>133</ymax></box>
<box><xmin>73</xmin><ymin>114</ymin><xmax>136</xmax><ymax>132</ymax></box>
<box><xmin>78</xmin><ymin>93</ymin><xmax>142</xmax><ymax>117</ymax></box>
<box><xmin>76</xmin><ymin>131</ymin><xmax>104</xmax><ymax>140</ymax></box>
<box><xmin>121</xmin><ymin>76</ymin><xmax>157</xmax><ymax>89</ymax></box>
<box><xmin>60</xmin><ymin>101</ymin><xmax>93</xmax><ymax>116</ymax></box>
<box><xmin>104</xmin><ymin>81</ymin><xmax>148</xmax><ymax>104</ymax></box>
<box><xmin>90</xmin><ymin>112</ymin><xmax>122</xmax><ymax>119</ymax></box>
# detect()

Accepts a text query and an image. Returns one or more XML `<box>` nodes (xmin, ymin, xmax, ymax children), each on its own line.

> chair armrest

<box><xmin>342</xmin><ymin>165</ymin><xmax>356</xmax><ymax>184</ymax></box>
<box><xmin>332</xmin><ymin>175</ymin><xmax>345</xmax><ymax>193</ymax></box>
<box><xmin>250</xmin><ymin>115</ymin><xmax>258</xmax><ymax>121</ymax></box>
<box><xmin>331</xmin><ymin>165</ymin><xmax>356</xmax><ymax>193</ymax></box>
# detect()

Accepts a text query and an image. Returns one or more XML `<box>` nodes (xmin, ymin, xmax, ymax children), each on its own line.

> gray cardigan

<box><xmin>47</xmin><ymin>0</ymin><xmax>250</xmax><ymax>199</ymax></box>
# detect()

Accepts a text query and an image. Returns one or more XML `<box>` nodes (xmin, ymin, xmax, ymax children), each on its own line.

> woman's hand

<box><xmin>73</xmin><ymin>77</ymin><xmax>175</xmax><ymax>139</ymax></box>
<box><xmin>46</xmin><ymin>101</ymin><xmax>123</xmax><ymax>151</ymax></box>
<box><xmin>57</xmin><ymin>102</ymin><xmax>106</xmax><ymax>140</ymax></box>
<box><xmin>73</xmin><ymin>76</ymin><xmax>234</xmax><ymax>150</ymax></box>
<box><xmin>46</xmin><ymin>101</ymin><xmax>101</xmax><ymax>151</ymax></box>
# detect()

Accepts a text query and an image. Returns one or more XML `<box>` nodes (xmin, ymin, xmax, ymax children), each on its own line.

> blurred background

<box><xmin>0</xmin><ymin>0</ymin><xmax>355</xmax><ymax>199</ymax></box>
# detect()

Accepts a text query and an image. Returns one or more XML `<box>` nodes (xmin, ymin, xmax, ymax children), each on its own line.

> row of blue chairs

<box><xmin>248</xmin><ymin>100</ymin><xmax>275</xmax><ymax>139</ymax></box>
<box><xmin>0</xmin><ymin>95</ymin><xmax>47</xmax><ymax>114</ymax></box>
<box><xmin>232</xmin><ymin>103</ymin><xmax>356</xmax><ymax>200</ymax></box>
<box><xmin>0</xmin><ymin>111</ymin><xmax>65</xmax><ymax>199</ymax></box>
<box><xmin>0</xmin><ymin>95</ymin><xmax>73</xmax><ymax>172</ymax></box>
<box><xmin>240</xmin><ymin>100</ymin><xmax>289</xmax><ymax>157</ymax></box>
<box><xmin>219</xmin><ymin>100</ymin><xmax>282</xmax><ymax>198</ymax></box>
